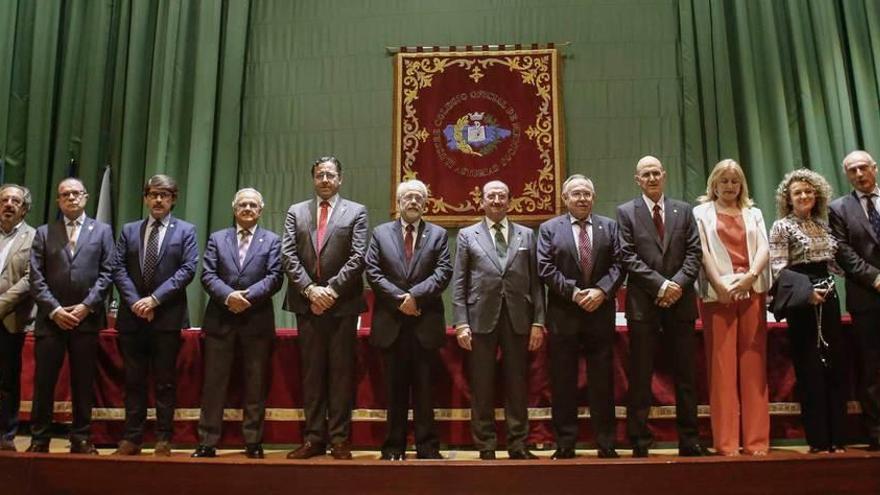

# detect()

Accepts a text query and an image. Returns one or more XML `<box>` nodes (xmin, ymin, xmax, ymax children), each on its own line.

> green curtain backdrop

<box><xmin>680</xmin><ymin>0</ymin><xmax>880</xmax><ymax>212</ymax></box>
<box><xmin>0</xmin><ymin>0</ymin><xmax>251</xmax><ymax>324</ymax></box>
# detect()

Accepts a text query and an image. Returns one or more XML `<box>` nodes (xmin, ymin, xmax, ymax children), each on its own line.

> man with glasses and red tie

<box><xmin>281</xmin><ymin>156</ymin><xmax>368</xmax><ymax>460</ymax></box>
<box><xmin>112</xmin><ymin>174</ymin><xmax>199</xmax><ymax>456</ymax></box>
<box><xmin>28</xmin><ymin>178</ymin><xmax>115</xmax><ymax>454</ymax></box>
<box><xmin>616</xmin><ymin>156</ymin><xmax>706</xmax><ymax>458</ymax></box>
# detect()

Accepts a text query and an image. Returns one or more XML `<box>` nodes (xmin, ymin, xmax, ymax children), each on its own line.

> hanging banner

<box><xmin>392</xmin><ymin>48</ymin><xmax>565</xmax><ymax>226</ymax></box>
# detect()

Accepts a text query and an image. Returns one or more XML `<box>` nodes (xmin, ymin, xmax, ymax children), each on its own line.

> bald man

<box><xmin>616</xmin><ymin>156</ymin><xmax>706</xmax><ymax>457</ymax></box>
<box><xmin>829</xmin><ymin>150</ymin><xmax>880</xmax><ymax>450</ymax></box>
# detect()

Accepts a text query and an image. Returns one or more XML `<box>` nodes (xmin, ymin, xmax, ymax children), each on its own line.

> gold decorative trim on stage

<box><xmin>20</xmin><ymin>401</ymin><xmax>863</xmax><ymax>422</ymax></box>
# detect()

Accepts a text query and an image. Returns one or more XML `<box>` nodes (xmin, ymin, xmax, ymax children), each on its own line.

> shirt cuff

<box><xmin>455</xmin><ymin>324</ymin><xmax>471</xmax><ymax>335</ymax></box>
<box><xmin>49</xmin><ymin>306</ymin><xmax>62</xmax><ymax>319</ymax></box>
<box><xmin>326</xmin><ymin>287</ymin><xmax>339</xmax><ymax>298</ymax></box>
<box><xmin>874</xmin><ymin>274</ymin><xmax>880</xmax><ymax>288</ymax></box>
<box><xmin>657</xmin><ymin>280</ymin><xmax>670</xmax><ymax>299</ymax></box>
<box><xmin>531</xmin><ymin>323</ymin><xmax>545</xmax><ymax>329</ymax></box>
<box><xmin>571</xmin><ymin>288</ymin><xmax>582</xmax><ymax>302</ymax></box>
<box><xmin>150</xmin><ymin>295</ymin><xmax>160</xmax><ymax>307</ymax></box>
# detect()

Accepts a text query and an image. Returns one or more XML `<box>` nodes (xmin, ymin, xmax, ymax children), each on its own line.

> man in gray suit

<box><xmin>0</xmin><ymin>184</ymin><xmax>36</xmax><ymax>451</ymax></box>
<box><xmin>28</xmin><ymin>178</ymin><xmax>115</xmax><ymax>454</ymax></box>
<box><xmin>829</xmin><ymin>150</ymin><xmax>880</xmax><ymax>450</ymax></box>
<box><xmin>453</xmin><ymin>180</ymin><xmax>545</xmax><ymax>460</ymax></box>
<box><xmin>616</xmin><ymin>155</ymin><xmax>706</xmax><ymax>457</ymax></box>
<box><xmin>281</xmin><ymin>156</ymin><xmax>368</xmax><ymax>460</ymax></box>
<box><xmin>365</xmin><ymin>179</ymin><xmax>452</xmax><ymax>460</ymax></box>
<box><xmin>192</xmin><ymin>188</ymin><xmax>283</xmax><ymax>459</ymax></box>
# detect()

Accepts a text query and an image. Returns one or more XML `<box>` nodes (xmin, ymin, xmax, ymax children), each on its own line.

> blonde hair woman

<box><xmin>694</xmin><ymin>159</ymin><xmax>771</xmax><ymax>456</ymax></box>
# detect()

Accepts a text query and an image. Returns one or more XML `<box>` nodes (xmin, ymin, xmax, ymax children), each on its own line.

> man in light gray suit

<box><xmin>616</xmin><ymin>155</ymin><xmax>706</xmax><ymax>457</ymax></box>
<box><xmin>28</xmin><ymin>178</ymin><xmax>115</xmax><ymax>454</ymax></box>
<box><xmin>453</xmin><ymin>180</ymin><xmax>545</xmax><ymax>460</ymax></box>
<box><xmin>0</xmin><ymin>184</ymin><xmax>36</xmax><ymax>451</ymax></box>
<box><xmin>281</xmin><ymin>156</ymin><xmax>368</xmax><ymax>460</ymax></box>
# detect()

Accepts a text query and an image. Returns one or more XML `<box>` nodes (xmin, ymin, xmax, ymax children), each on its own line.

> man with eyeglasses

<box><xmin>0</xmin><ymin>184</ymin><xmax>35</xmax><ymax>452</ymax></box>
<box><xmin>281</xmin><ymin>156</ymin><xmax>368</xmax><ymax>460</ymax></box>
<box><xmin>28</xmin><ymin>178</ymin><xmax>114</xmax><ymax>454</ymax></box>
<box><xmin>364</xmin><ymin>179</ymin><xmax>452</xmax><ymax>460</ymax></box>
<box><xmin>537</xmin><ymin>175</ymin><xmax>624</xmax><ymax>459</ymax></box>
<box><xmin>112</xmin><ymin>174</ymin><xmax>199</xmax><ymax>456</ymax></box>
<box><xmin>191</xmin><ymin>188</ymin><xmax>283</xmax><ymax>459</ymax></box>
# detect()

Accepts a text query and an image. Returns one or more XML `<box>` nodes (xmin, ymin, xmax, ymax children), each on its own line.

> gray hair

<box><xmin>482</xmin><ymin>180</ymin><xmax>509</xmax><ymax>198</ymax></box>
<box><xmin>232</xmin><ymin>187</ymin><xmax>265</xmax><ymax>208</ymax></box>
<box><xmin>396</xmin><ymin>179</ymin><xmax>428</xmax><ymax>201</ymax></box>
<box><xmin>561</xmin><ymin>174</ymin><xmax>595</xmax><ymax>195</ymax></box>
<box><xmin>0</xmin><ymin>183</ymin><xmax>32</xmax><ymax>212</ymax></box>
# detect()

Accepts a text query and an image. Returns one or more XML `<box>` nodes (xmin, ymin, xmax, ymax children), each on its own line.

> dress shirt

<box><xmin>0</xmin><ymin>221</ymin><xmax>22</xmax><ymax>271</ymax></box>
<box><xmin>400</xmin><ymin>218</ymin><xmax>421</xmax><ymax>253</ymax></box>
<box><xmin>484</xmin><ymin>216</ymin><xmax>509</xmax><ymax>249</ymax></box>
<box><xmin>857</xmin><ymin>187</ymin><xmax>880</xmax><ymax>218</ymax></box>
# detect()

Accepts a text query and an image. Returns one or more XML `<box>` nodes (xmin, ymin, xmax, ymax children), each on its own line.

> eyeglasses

<box><xmin>59</xmin><ymin>191</ymin><xmax>86</xmax><ymax>199</ymax></box>
<box><xmin>235</xmin><ymin>201</ymin><xmax>261</xmax><ymax>210</ymax></box>
<box><xmin>145</xmin><ymin>191</ymin><xmax>173</xmax><ymax>200</ymax></box>
<box><xmin>314</xmin><ymin>171</ymin><xmax>339</xmax><ymax>180</ymax></box>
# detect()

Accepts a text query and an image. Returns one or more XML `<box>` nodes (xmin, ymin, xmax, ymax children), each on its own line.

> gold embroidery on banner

<box><xmin>398</xmin><ymin>50</ymin><xmax>558</xmax><ymax>218</ymax></box>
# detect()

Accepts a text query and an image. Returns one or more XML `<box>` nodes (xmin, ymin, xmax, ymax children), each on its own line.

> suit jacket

<box><xmin>537</xmin><ymin>214</ymin><xmax>624</xmax><ymax>335</ymax></box>
<box><xmin>113</xmin><ymin>216</ymin><xmax>199</xmax><ymax>331</ymax></box>
<box><xmin>281</xmin><ymin>197</ymin><xmax>368</xmax><ymax>316</ymax></box>
<box><xmin>616</xmin><ymin>196</ymin><xmax>702</xmax><ymax>321</ymax></box>
<box><xmin>829</xmin><ymin>191</ymin><xmax>880</xmax><ymax>313</ymax></box>
<box><xmin>365</xmin><ymin>219</ymin><xmax>452</xmax><ymax>349</ymax></box>
<box><xmin>29</xmin><ymin>217</ymin><xmax>115</xmax><ymax>335</ymax></box>
<box><xmin>452</xmin><ymin>219</ymin><xmax>545</xmax><ymax>335</ymax></box>
<box><xmin>201</xmin><ymin>226</ymin><xmax>284</xmax><ymax>337</ymax></box>
<box><xmin>767</xmin><ymin>268</ymin><xmax>815</xmax><ymax>321</ymax></box>
<box><xmin>0</xmin><ymin>223</ymin><xmax>36</xmax><ymax>332</ymax></box>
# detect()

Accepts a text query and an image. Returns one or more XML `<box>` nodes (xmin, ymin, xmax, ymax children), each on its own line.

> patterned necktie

<box><xmin>239</xmin><ymin>229</ymin><xmax>252</xmax><ymax>265</ymax></box>
<box><xmin>404</xmin><ymin>223</ymin><xmax>415</xmax><ymax>264</ymax></box>
<box><xmin>493</xmin><ymin>223</ymin><xmax>508</xmax><ymax>265</ymax></box>
<box><xmin>143</xmin><ymin>221</ymin><xmax>161</xmax><ymax>289</ymax></box>
<box><xmin>67</xmin><ymin>220</ymin><xmax>79</xmax><ymax>255</ymax></box>
<box><xmin>652</xmin><ymin>203</ymin><xmax>665</xmax><ymax>241</ymax></box>
<box><xmin>578</xmin><ymin>219</ymin><xmax>593</xmax><ymax>283</ymax></box>
<box><xmin>316</xmin><ymin>200</ymin><xmax>330</xmax><ymax>279</ymax></box>
<box><xmin>866</xmin><ymin>194</ymin><xmax>880</xmax><ymax>240</ymax></box>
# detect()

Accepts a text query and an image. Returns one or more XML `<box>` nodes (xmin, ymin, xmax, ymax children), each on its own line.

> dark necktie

<box><xmin>316</xmin><ymin>200</ymin><xmax>330</xmax><ymax>278</ymax></box>
<box><xmin>404</xmin><ymin>223</ymin><xmax>415</xmax><ymax>264</ymax></box>
<box><xmin>493</xmin><ymin>223</ymin><xmax>508</xmax><ymax>265</ymax></box>
<box><xmin>143</xmin><ymin>221</ymin><xmax>161</xmax><ymax>289</ymax></box>
<box><xmin>653</xmin><ymin>203</ymin><xmax>665</xmax><ymax>241</ymax></box>
<box><xmin>578</xmin><ymin>219</ymin><xmax>593</xmax><ymax>282</ymax></box>
<box><xmin>866</xmin><ymin>194</ymin><xmax>880</xmax><ymax>240</ymax></box>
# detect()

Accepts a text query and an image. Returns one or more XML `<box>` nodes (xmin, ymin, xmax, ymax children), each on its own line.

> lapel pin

<box><xmin>88</xmin><ymin>224</ymin><xmax>94</xmax><ymax>231</ymax></box>
<box><xmin>673</xmin><ymin>209</ymin><xmax>678</xmax><ymax>214</ymax></box>
<box><xmin>259</xmin><ymin>238</ymin><xmax>264</xmax><ymax>242</ymax></box>
<box><xmin>598</xmin><ymin>225</ymin><xmax>603</xmax><ymax>230</ymax></box>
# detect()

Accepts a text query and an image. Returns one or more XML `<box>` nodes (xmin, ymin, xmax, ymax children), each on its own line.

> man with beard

<box><xmin>0</xmin><ymin>184</ymin><xmax>35</xmax><ymax>451</ymax></box>
<box><xmin>365</xmin><ymin>179</ymin><xmax>452</xmax><ymax>460</ymax></box>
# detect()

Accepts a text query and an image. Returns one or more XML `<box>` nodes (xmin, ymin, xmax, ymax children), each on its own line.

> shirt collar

<box><xmin>400</xmin><ymin>218</ymin><xmax>421</xmax><ymax>232</ymax></box>
<box><xmin>237</xmin><ymin>223</ymin><xmax>258</xmax><ymax>236</ymax></box>
<box><xmin>485</xmin><ymin>216</ymin><xmax>509</xmax><ymax>231</ymax></box>
<box><xmin>316</xmin><ymin>195</ymin><xmax>339</xmax><ymax>208</ymax></box>
<box><xmin>65</xmin><ymin>212</ymin><xmax>86</xmax><ymax>226</ymax></box>
<box><xmin>857</xmin><ymin>186</ymin><xmax>880</xmax><ymax>199</ymax></box>
<box><xmin>569</xmin><ymin>213</ymin><xmax>592</xmax><ymax>225</ymax></box>
<box><xmin>148</xmin><ymin>214</ymin><xmax>170</xmax><ymax>228</ymax></box>
<box><xmin>1</xmin><ymin>220</ymin><xmax>23</xmax><ymax>236</ymax></box>
<box><xmin>642</xmin><ymin>194</ymin><xmax>664</xmax><ymax>211</ymax></box>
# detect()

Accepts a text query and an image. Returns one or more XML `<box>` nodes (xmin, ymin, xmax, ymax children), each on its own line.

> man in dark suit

<box><xmin>27</xmin><ymin>178</ymin><xmax>114</xmax><ymax>454</ymax></box>
<box><xmin>112</xmin><ymin>174</ymin><xmax>199</xmax><ymax>456</ymax></box>
<box><xmin>191</xmin><ymin>188</ymin><xmax>283</xmax><ymax>459</ymax></box>
<box><xmin>281</xmin><ymin>156</ymin><xmax>368</xmax><ymax>460</ymax></box>
<box><xmin>616</xmin><ymin>155</ymin><xmax>706</xmax><ymax>457</ymax></box>
<box><xmin>452</xmin><ymin>180</ymin><xmax>545</xmax><ymax>461</ymax></box>
<box><xmin>365</xmin><ymin>179</ymin><xmax>452</xmax><ymax>460</ymax></box>
<box><xmin>0</xmin><ymin>185</ymin><xmax>36</xmax><ymax>452</ymax></box>
<box><xmin>537</xmin><ymin>174</ymin><xmax>624</xmax><ymax>459</ymax></box>
<box><xmin>829</xmin><ymin>150</ymin><xmax>880</xmax><ymax>451</ymax></box>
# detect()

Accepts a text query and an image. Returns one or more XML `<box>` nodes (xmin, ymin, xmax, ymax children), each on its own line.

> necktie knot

<box><xmin>240</xmin><ymin>229</ymin><xmax>251</xmax><ymax>238</ymax></box>
<box><xmin>653</xmin><ymin>204</ymin><xmax>661</xmax><ymax>214</ymax></box>
<box><xmin>405</xmin><ymin>224</ymin><xmax>415</xmax><ymax>233</ymax></box>
<box><xmin>68</xmin><ymin>220</ymin><xmax>78</xmax><ymax>227</ymax></box>
<box><xmin>320</xmin><ymin>200</ymin><xmax>330</xmax><ymax>209</ymax></box>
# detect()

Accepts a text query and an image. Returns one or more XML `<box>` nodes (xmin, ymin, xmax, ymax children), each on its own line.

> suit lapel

<box><xmin>226</xmin><ymin>228</ymin><xmax>241</xmax><ymax>270</ymax></box>
<box><xmin>475</xmin><ymin>221</ymin><xmax>503</xmax><ymax>272</ymax></box>
<box><xmin>504</xmin><ymin>223</ymin><xmax>523</xmax><ymax>271</ymax></box>
<box><xmin>406</xmin><ymin>221</ymin><xmax>428</xmax><ymax>278</ymax></box>
<box><xmin>0</xmin><ymin>226</ymin><xmax>27</xmax><ymax>274</ymax></box>
<box><xmin>70</xmin><ymin>218</ymin><xmax>95</xmax><ymax>261</ymax></box>
<box><xmin>319</xmin><ymin>199</ymin><xmax>346</xmax><ymax>255</ymax></box>
<box><xmin>635</xmin><ymin>198</ymin><xmax>663</xmax><ymax>249</ymax></box>
<box><xmin>138</xmin><ymin>219</ymin><xmax>148</xmax><ymax>267</ymax></box>
<box><xmin>848</xmin><ymin>192</ymin><xmax>879</xmax><ymax>244</ymax></box>
<box><xmin>305</xmin><ymin>200</ymin><xmax>318</xmax><ymax>255</ymax></box>
<box><xmin>157</xmin><ymin>216</ymin><xmax>176</xmax><ymax>263</ymax></box>
<box><xmin>241</xmin><ymin>227</ymin><xmax>266</xmax><ymax>271</ymax></box>
<box><xmin>661</xmin><ymin>198</ymin><xmax>677</xmax><ymax>253</ymax></box>
<box><xmin>558</xmin><ymin>216</ymin><xmax>579</xmax><ymax>262</ymax></box>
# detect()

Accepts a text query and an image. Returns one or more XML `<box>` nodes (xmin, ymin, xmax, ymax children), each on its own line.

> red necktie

<box><xmin>652</xmin><ymin>203</ymin><xmax>664</xmax><ymax>241</ymax></box>
<box><xmin>316</xmin><ymin>200</ymin><xmax>330</xmax><ymax>278</ymax></box>
<box><xmin>404</xmin><ymin>223</ymin><xmax>415</xmax><ymax>264</ymax></box>
<box><xmin>578</xmin><ymin>219</ymin><xmax>592</xmax><ymax>282</ymax></box>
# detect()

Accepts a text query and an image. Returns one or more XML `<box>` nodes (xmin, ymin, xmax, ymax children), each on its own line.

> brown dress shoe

<box><xmin>114</xmin><ymin>440</ymin><xmax>142</xmax><ymax>456</ymax></box>
<box><xmin>153</xmin><ymin>440</ymin><xmax>172</xmax><ymax>457</ymax></box>
<box><xmin>70</xmin><ymin>439</ymin><xmax>99</xmax><ymax>455</ymax></box>
<box><xmin>286</xmin><ymin>441</ymin><xmax>326</xmax><ymax>459</ymax></box>
<box><xmin>330</xmin><ymin>441</ymin><xmax>353</xmax><ymax>460</ymax></box>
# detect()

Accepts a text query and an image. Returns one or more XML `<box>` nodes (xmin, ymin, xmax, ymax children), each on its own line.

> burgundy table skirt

<box><xmin>17</xmin><ymin>315</ymin><xmax>863</xmax><ymax>448</ymax></box>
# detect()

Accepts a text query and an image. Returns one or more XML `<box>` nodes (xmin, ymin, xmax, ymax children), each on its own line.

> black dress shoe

<box><xmin>550</xmin><ymin>448</ymin><xmax>576</xmax><ymax>459</ymax></box>
<box><xmin>191</xmin><ymin>445</ymin><xmax>216</xmax><ymax>458</ymax></box>
<box><xmin>0</xmin><ymin>439</ymin><xmax>17</xmax><ymax>452</ymax></box>
<box><xmin>679</xmin><ymin>444</ymin><xmax>712</xmax><ymax>457</ymax></box>
<box><xmin>416</xmin><ymin>449</ymin><xmax>443</xmax><ymax>460</ymax></box>
<box><xmin>866</xmin><ymin>439</ymin><xmax>880</xmax><ymax>452</ymax></box>
<box><xmin>597</xmin><ymin>447</ymin><xmax>620</xmax><ymax>459</ymax></box>
<box><xmin>507</xmin><ymin>449</ymin><xmax>538</xmax><ymax>460</ymax></box>
<box><xmin>69</xmin><ymin>439</ymin><xmax>98</xmax><ymax>455</ymax></box>
<box><xmin>26</xmin><ymin>443</ymin><xmax>50</xmax><ymax>453</ymax></box>
<box><xmin>479</xmin><ymin>450</ymin><xmax>496</xmax><ymax>460</ymax></box>
<box><xmin>632</xmin><ymin>445</ymin><xmax>649</xmax><ymax>458</ymax></box>
<box><xmin>245</xmin><ymin>444</ymin><xmax>264</xmax><ymax>459</ymax></box>
<box><xmin>380</xmin><ymin>451</ymin><xmax>405</xmax><ymax>460</ymax></box>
